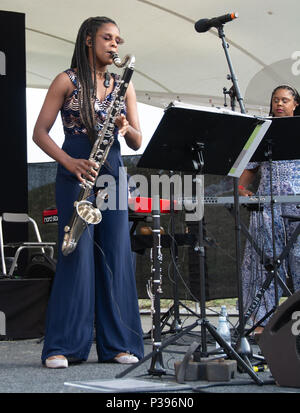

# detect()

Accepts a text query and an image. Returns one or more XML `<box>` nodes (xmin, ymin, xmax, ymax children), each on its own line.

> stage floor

<box><xmin>0</xmin><ymin>312</ymin><xmax>299</xmax><ymax>399</ymax></box>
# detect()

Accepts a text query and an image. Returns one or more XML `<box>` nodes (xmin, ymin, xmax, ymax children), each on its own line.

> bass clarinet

<box><xmin>61</xmin><ymin>52</ymin><xmax>135</xmax><ymax>255</ymax></box>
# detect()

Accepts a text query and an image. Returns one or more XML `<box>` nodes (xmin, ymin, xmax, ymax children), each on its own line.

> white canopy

<box><xmin>2</xmin><ymin>0</ymin><xmax>300</xmax><ymax>114</ymax></box>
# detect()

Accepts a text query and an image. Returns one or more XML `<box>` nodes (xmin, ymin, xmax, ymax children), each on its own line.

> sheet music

<box><xmin>169</xmin><ymin>100</ymin><xmax>254</xmax><ymax>118</ymax></box>
<box><xmin>227</xmin><ymin>118</ymin><xmax>272</xmax><ymax>177</ymax></box>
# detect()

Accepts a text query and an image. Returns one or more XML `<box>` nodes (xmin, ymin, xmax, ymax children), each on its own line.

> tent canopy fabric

<box><xmin>2</xmin><ymin>0</ymin><xmax>300</xmax><ymax>113</ymax></box>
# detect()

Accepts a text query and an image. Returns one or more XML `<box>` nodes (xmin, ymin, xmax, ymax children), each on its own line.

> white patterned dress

<box><xmin>242</xmin><ymin>160</ymin><xmax>300</xmax><ymax>327</ymax></box>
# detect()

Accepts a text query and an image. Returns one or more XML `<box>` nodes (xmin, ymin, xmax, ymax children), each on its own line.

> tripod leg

<box><xmin>245</xmin><ymin>307</ymin><xmax>276</xmax><ymax>337</ymax></box>
<box><xmin>143</xmin><ymin>305</ymin><xmax>175</xmax><ymax>338</ymax></box>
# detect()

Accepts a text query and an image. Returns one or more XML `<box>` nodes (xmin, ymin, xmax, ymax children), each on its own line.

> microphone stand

<box><xmin>217</xmin><ymin>24</ymin><xmax>252</xmax><ymax>365</ymax></box>
<box><xmin>223</xmin><ymin>85</ymin><xmax>237</xmax><ymax>112</ymax></box>
<box><xmin>265</xmin><ymin>141</ymin><xmax>280</xmax><ymax>307</ymax></box>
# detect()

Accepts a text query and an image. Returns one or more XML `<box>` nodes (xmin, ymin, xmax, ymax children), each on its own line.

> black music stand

<box><xmin>116</xmin><ymin>104</ymin><xmax>270</xmax><ymax>385</ymax></box>
<box><xmin>251</xmin><ymin>116</ymin><xmax>300</xmax><ymax>162</ymax></box>
<box><xmin>138</xmin><ymin>103</ymin><xmax>269</xmax><ymax>176</ymax></box>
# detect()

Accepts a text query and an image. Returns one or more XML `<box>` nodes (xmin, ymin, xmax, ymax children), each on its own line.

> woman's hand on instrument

<box><xmin>65</xmin><ymin>158</ymin><xmax>99</xmax><ymax>184</ymax></box>
<box><xmin>115</xmin><ymin>114</ymin><xmax>130</xmax><ymax>136</ymax></box>
<box><xmin>238</xmin><ymin>185</ymin><xmax>254</xmax><ymax>197</ymax></box>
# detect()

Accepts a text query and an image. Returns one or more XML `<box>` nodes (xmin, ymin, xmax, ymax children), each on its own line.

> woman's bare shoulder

<box><xmin>48</xmin><ymin>71</ymin><xmax>75</xmax><ymax>98</ymax></box>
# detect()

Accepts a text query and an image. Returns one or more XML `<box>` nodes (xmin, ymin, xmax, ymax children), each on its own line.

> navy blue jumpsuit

<box><xmin>41</xmin><ymin>69</ymin><xmax>144</xmax><ymax>363</ymax></box>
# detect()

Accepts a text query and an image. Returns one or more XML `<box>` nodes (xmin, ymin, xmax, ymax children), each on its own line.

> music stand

<box><xmin>138</xmin><ymin>102</ymin><xmax>270</xmax><ymax>177</ymax></box>
<box><xmin>117</xmin><ymin>104</ymin><xmax>270</xmax><ymax>385</ymax></box>
<box><xmin>251</xmin><ymin>116</ymin><xmax>300</xmax><ymax>162</ymax></box>
<box><xmin>139</xmin><ymin>101</ymin><xmax>270</xmax><ymax>346</ymax></box>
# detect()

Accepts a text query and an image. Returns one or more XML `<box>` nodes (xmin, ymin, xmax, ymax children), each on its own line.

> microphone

<box><xmin>194</xmin><ymin>12</ymin><xmax>238</xmax><ymax>33</ymax></box>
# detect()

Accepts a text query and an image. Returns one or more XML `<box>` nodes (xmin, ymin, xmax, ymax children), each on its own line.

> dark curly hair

<box><xmin>70</xmin><ymin>16</ymin><xmax>119</xmax><ymax>142</ymax></box>
<box><xmin>269</xmin><ymin>84</ymin><xmax>300</xmax><ymax>116</ymax></box>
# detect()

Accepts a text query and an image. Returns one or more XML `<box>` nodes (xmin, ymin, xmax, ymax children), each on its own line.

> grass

<box><xmin>139</xmin><ymin>296</ymin><xmax>287</xmax><ymax>312</ymax></box>
<box><xmin>139</xmin><ymin>297</ymin><xmax>237</xmax><ymax>311</ymax></box>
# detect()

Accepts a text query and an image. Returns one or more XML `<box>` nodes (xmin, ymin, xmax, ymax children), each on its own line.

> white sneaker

<box><xmin>45</xmin><ymin>356</ymin><xmax>68</xmax><ymax>369</ymax></box>
<box><xmin>114</xmin><ymin>354</ymin><xmax>139</xmax><ymax>364</ymax></box>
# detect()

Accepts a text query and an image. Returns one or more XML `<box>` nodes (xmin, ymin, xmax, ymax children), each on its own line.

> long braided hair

<box><xmin>269</xmin><ymin>84</ymin><xmax>300</xmax><ymax>116</ymax></box>
<box><xmin>71</xmin><ymin>16</ymin><xmax>118</xmax><ymax>143</ymax></box>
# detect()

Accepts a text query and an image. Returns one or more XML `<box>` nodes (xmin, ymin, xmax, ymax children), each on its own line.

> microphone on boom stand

<box><xmin>194</xmin><ymin>12</ymin><xmax>238</xmax><ymax>33</ymax></box>
<box><xmin>194</xmin><ymin>10</ymin><xmax>255</xmax><ymax>368</ymax></box>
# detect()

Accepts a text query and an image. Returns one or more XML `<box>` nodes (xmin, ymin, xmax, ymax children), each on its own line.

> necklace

<box><xmin>95</xmin><ymin>70</ymin><xmax>110</xmax><ymax>88</ymax></box>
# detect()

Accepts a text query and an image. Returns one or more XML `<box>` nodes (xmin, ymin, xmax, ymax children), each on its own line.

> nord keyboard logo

<box><xmin>0</xmin><ymin>51</ymin><xmax>6</xmax><ymax>75</ymax></box>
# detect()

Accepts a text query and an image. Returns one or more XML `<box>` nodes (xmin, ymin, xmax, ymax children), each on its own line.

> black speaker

<box><xmin>259</xmin><ymin>290</ymin><xmax>300</xmax><ymax>388</ymax></box>
<box><xmin>0</xmin><ymin>278</ymin><xmax>52</xmax><ymax>339</ymax></box>
<box><xmin>0</xmin><ymin>11</ymin><xmax>28</xmax><ymax>217</ymax></box>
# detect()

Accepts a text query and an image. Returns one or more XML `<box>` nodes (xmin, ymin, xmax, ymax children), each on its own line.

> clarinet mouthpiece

<box><xmin>110</xmin><ymin>52</ymin><xmax>122</xmax><ymax>65</ymax></box>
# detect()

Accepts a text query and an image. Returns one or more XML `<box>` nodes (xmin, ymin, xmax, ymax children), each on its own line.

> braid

<box><xmin>71</xmin><ymin>17</ymin><xmax>118</xmax><ymax>143</ymax></box>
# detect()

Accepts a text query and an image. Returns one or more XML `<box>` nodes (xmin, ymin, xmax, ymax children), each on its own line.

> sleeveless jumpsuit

<box><xmin>41</xmin><ymin>69</ymin><xmax>144</xmax><ymax>363</ymax></box>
